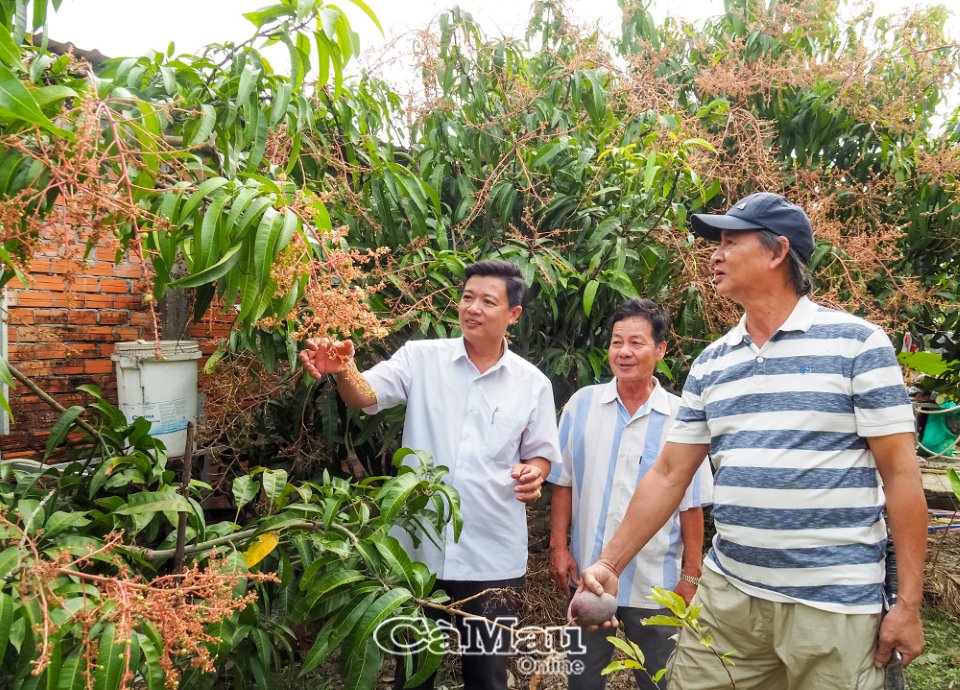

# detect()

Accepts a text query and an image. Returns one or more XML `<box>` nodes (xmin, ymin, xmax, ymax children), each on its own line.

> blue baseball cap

<box><xmin>690</xmin><ymin>192</ymin><xmax>815</xmax><ymax>263</ymax></box>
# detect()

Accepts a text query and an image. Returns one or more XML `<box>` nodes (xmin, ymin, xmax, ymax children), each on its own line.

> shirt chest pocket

<box><xmin>485</xmin><ymin>413</ymin><xmax>527</xmax><ymax>465</ymax></box>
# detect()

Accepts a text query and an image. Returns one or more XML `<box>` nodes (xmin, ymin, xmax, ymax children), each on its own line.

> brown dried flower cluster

<box><xmin>9</xmin><ymin>523</ymin><xmax>276</xmax><ymax>690</ymax></box>
<box><xmin>252</xmin><ymin>223</ymin><xmax>390</xmax><ymax>342</ymax></box>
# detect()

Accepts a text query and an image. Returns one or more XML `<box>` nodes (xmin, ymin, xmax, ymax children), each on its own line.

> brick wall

<box><xmin>2</xmin><ymin>229</ymin><xmax>234</xmax><ymax>459</ymax></box>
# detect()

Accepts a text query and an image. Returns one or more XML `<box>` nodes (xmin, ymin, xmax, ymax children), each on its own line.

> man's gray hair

<box><xmin>757</xmin><ymin>229</ymin><xmax>813</xmax><ymax>296</ymax></box>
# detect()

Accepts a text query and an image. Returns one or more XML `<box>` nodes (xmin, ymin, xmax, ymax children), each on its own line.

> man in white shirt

<box><xmin>300</xmin><ymin>259</ymin><xmax>562</xmax><ymax>690</ymax></box>
<box><xmin>549</xmin><ymin>299</ymin><xmax>713</xmax><ymax>689</ymax></box>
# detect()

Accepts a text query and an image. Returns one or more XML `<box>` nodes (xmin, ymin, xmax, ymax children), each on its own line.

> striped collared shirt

<box><xmin>550</xmin><ymin>379</ymin><xmax>713</xmax><ymax>609</ymax></box>
<box><xmin>668</xmin><ymin>297</ymin><xmax>915</xmax><ymax>614</ymax></box>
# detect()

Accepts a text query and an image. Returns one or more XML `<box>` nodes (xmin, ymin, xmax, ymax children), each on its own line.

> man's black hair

<box><xmin>608</xmin><ymin>298</ymin><xmax>671</xmax><ymax>344</ymax></box>
<box><xmin>463</xmin><ymin>259</ymin><xmax>527</xmax><ymax>308</ymax></box>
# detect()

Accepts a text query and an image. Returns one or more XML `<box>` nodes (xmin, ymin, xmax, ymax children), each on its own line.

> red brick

<box><xmin>29</xmin><ymin>275</ymin><xmax>66</xmax><ymax>291</ymax></box>
<box><xmin>113</xmin><ymin>296</ymin><xmax>141</xmax><ymax>309</ymax></box>
<box><xmin>9</xmin><ymin>343</ymin><xmax>68</xmax><ymax>360</ymax></box>
<box><xmin>57</xmin><ymin>363</ymin><xmax>84</xmax><ymax>375</ymax></box>
<box><xmin>130</xmin><ymin>312</ymin><xmax>155</xmax><ymax>327</ymax></box>
<box><xmin>70</xmin><ymin>278</ymin><xmax>101</xmax><ymax>293</ymax></box>
<box><xmin>36</xmin><ymin>243</ymin><xmax>62</xmax><ymax>258</ymax></box>
<box><xmin>100</xmin><ymin>279</ymin><xmax>129</xmax><ymax>294</ymax></box>
<box><xmin>112</xmin><ymin>263</ymin><xmax>145</xmax><ymax>278</ymax></box>
<box><xmin>115</xmin><ymin>327</ymin><xmax>144</xmax><ymax>341</ymax></box>
<box><xmin>8</xmin><ymin>326</ymin><xmax>59</xmax><ymax>343</ymax></box>
<box><xmin>99</xmin><ymin>343</ymin><xmax>116</xmax><ymax>357</ymax></box>
<box><xmin>35</xmin><ymin>409</ymin><xmax>61</xmax><ymax>426</ymax></box>
<box><xmin>64</xmin><ymin>343</ymin><xmax>98</xmax><ymax>357</ymax></box>
<box><xmin>13</xmin><ymin>291</ymin><xmax>56</xmax><ymax>308</ymax></box>
<box><xmin>28</xmin><ymin>258</ymin><xmax>52</xmax><ymax>273</ymax></box>
<box><xmin>98</xmin><ymin>310</ymin><xmax>129</xmax><ymax>325</ymax></box>
<box><xmin>15</xmin><ymin>361</ymin><xmax>53</xmax><ymax>377</ymax></box>
<box><xmin>48</xmin><ymin>258</ymin><xmax>83</xmax><ymax>275</ymax></box>
<box><xmin>6</xmin><ymin>310</ymin><xmax>33</xmax><ymax>325</ymax></box>
<box><xmin>83</xmin><ymin>360</ymin><xmax>113</xmax><ymax>374</ymax></box>
<box><xmin>80</xmin><ymin>294</ymin><xmax>113</xmax><ymax>308</ymax></box>
<box><xmin>14</xmin><ymin>394</ymin><xmax>43</xmax><ymax>406</ymax></box>
<box><xmin>73</xmin><ymin>326</ymin><xmax>115</xmax><ymax>342</ymax></box>
<box><xmin>67</xmin><ymin>310</ymin><xmax>98</xmax><ymax>325</ymax></box>
<box><xmin>53</xmin><ymin>293</ymin><xmax>83</xmax><ymax>308</ymax></box>
<box><xmin>35</xmin><ymin>377</ymin><xmax>82</xmax><ymax>393</ymax></box>
<box><xmin>54</xmin><ymin>392</ymin><xmax>87</xmax><ymax>406</ymax></box>
<box><xmin>83</xmin><ymin>261</ymin><xmax>117</xmax><ymax>277</ymax></box>
<box><xmin>32</xmin><ymin>309</ymin><xmax>69</xmax><ymax>324</ymax></box>
<box><xmin>95</xmin><ymin>245</ymin><xmax>125</xmax><ymax>262</ymax></box>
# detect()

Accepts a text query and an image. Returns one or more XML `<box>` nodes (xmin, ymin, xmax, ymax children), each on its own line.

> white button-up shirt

<box><xmin>363</xmin><ymin>338</ymin><xmax>562</xmax><ymax>580</ymax></box>
<box><xmin>550</xmin><ymin>379</ymin><xmax>713</xmax><ymax>608</ymax></box>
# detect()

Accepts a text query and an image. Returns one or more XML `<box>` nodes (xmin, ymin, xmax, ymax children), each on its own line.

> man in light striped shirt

<box><xmin>578</xmin><ymin>193</ymin><xmax>926</xmax><ymax>690</ymax></box>
<box><xmin>548</xmin><ymin>298</ymin><xmax>713</xmax><ymax>689</ymax></box>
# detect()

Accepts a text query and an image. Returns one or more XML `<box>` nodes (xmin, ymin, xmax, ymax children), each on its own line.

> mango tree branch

<box><xmin>7</xmin><ymin>360</ymin><xmax>102</xmax><ymax>441</ymax></box>
<box><xmin>30</xmin><ymin>34</ymin><xmax>108</xmax><ymax>68</ymax></box>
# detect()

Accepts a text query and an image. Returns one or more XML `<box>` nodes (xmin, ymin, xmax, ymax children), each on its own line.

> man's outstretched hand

<box><xmin>570</xmin><ymin>561</ymin><xmax>621</xmax><ymax>630</ymax></box>
<box><xmin>299</xmin><ymin>337</ymin><xmax>355</xmax><ymax>377</ymax></box>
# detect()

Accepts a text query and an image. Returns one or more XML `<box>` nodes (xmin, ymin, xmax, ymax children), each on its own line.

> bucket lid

<box><xmin>111</xmin><ymin>340</ymin><xmax>202</xmax><ymax>362</ymax></box>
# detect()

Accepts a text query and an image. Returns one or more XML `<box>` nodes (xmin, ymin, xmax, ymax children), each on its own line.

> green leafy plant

<box><xmin>601</xmin><ymin>586</ymin><xmax>736</xmax><ymax>687</ymax></box>
<box><xmin>1</xmin><ymin>389</ymin><xmax>463</xmax><ymax>689</ymax></box>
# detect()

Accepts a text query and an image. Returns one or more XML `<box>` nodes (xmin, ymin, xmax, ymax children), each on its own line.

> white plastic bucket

<box><xmin>111</xmin><ymin>340</ymin><xmax>202</xmax><ymax>457</ymax></box>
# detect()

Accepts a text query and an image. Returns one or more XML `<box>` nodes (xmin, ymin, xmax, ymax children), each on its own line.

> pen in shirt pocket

<box><xmin>491</xmin><ymin>407</ymin><xmax>498</xmax><ymax>424</ymax></box>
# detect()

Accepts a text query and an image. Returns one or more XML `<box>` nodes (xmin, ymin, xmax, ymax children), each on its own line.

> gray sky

<box><xmin>47</xmin><ymin>0</ymin><xmax>958</xmax><ymax>63</ymax></box>
<box><xmin>45</xmin><ymin>0</ymin><xmax>959</xmax><ymax>128</ymax></box>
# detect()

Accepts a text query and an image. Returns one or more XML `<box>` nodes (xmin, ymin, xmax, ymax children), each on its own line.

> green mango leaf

<box><xmin>0</xmin><ymin>64</ymin><xmax>71</xmax><ymax>137</ymax></box>
<box><xmin>44</xmin><ymin>406</ymin><xmax>85</xmax><ymax>459</ymax></box>
<box><xmin>948</xmin><ymin>467</ymin><xmax>960</xmax><ymax>501</ymax></box>
<box><xmin>300</xmin><ymin>569</ymin><xmax>367</xmax><ymax>610</ymax></box>
<box><xmin>137</xmin><ymin>631</ymin><xmax>167</xmax><ymax>690</ymax></box>
<box><xmin>300</xmin><ymin>591</ymin><xmax>376</xmax><ymax>674</ymax></box>
<box><xmin>178</xmin><ymin>177</ymin><xmax>230</xmax><ymax>221</ymax></box>
<box><xmin>0</xmin><ymin>592</ymin><xmax>14</xmax><ymax>662</ymax></box>
<box><xmin>254</xmin><ymin>207</ymin><xmax>281</xmax><ymax>287</ymax></box>
<box><xmin>237</xmin><ymin>65</ymin><xmax>261</xmax><ymax>106</ymax></box>
<box><xmin>193</xmin><ymin>194</ymin><xmax>229</xmax><ymax>274</ymax></box>
<box><xmin>583</xmin><ymin>279</ymin><xmax>599</xmax><ymax>317</ymax></box>
<box><xmin>898</xmin><ymin>351</ymin><xmax>957</xmax><ymax>378</ymax></box>
<box><xmin>188</xmin><ymin>103</ymin><xmax>217</xmax><ymax>147</ymax></box>
<box><xmin>93</xmin><ymin>622</ymin><xmax>124</xmax><ymax>690</ymax></box>
<box><xmin>56</xmin><ymin>649</ymin><xmax>87</xmax><ymax>690</ymax></box>
<box><xmin>403</xmin><ymin>617</ymin><xmax>444</xmax><ymax>686</ymax></box>
<box><xmin>262</xmin><ymin>468</ymin><xmax>288</xmax><ymax>504</ymax></box>
<box><xmin>348</xmin><ymin>587</ymin><xmax>413</xmax><ymax>649</ymax></box>
<box><xmin>113</xmin><ymin>490</ymin><xmax>195</xmax><ymax>516</ymax></box>
<box><xmin>374</xmin><ymin>471</ymin><xmax>422</xmax><ymax>525</ymax></box>
<box><xmin>343</xmin><ymin>642</ymin><xmax>382</xmax><ymax>690</ymax></box>
<box><xmin>41</xmin><ymin>511</ymin><xmax>90</xmax><ymax>539</ymax></box>
<box><xmin>32</xmin><ymin>85</ymin><xmax>77</xmax><ymax>107</ymax></box>
<box><xmin>345</xmin><ymin>0</ymin><xmax>384</xmax><ymax>34</ymax></box>
<box><xmin>167</xmin><ymin>243</ymin><xmax>242</xmax><ymax>289</ymax></box>
<box><xmin>0</xmin><ymin>30</ymin><xmax>22</xmax><ymax>68</ymax></box>
<box><xmin>232</xmin><ymin>474</ymin><xmax>260</xmax><ymax>511</ymax></box>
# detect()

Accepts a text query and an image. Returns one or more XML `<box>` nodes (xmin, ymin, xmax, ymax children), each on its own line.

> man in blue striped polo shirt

<box><xmin>548</xmin><ymin>298</ymin><xmax>713</xmax><ymax>689</ymax></box>
<box><xmin>577</xmin><ymin>193</ymin><xmax>927</xmax><ymax>689</ymax></box>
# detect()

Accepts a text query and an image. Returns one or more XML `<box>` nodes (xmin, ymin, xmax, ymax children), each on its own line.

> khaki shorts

<box><xmin>667</xmin><ymin>568</ymin><xmax>886</xmax><ymax>690</ymax></box>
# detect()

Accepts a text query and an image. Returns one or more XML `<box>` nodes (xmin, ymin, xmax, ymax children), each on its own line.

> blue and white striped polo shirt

<box><xmin>667</xmin><ymin>297</ymin><xmax>915</xmax><ymax>614</ymax></box>
<box><xmin>549</xmin><ymin>379</ymin><xmax>713</xmax><ymax>609</ymax></box>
